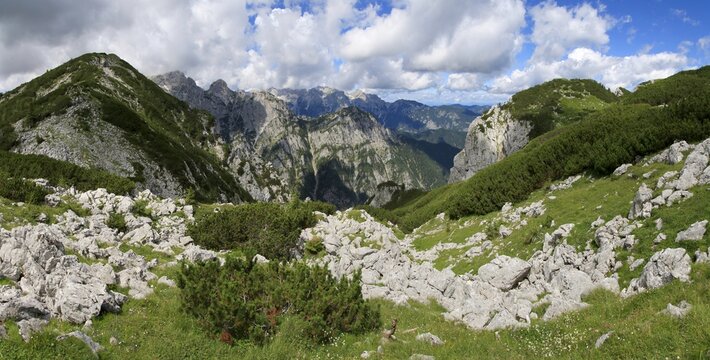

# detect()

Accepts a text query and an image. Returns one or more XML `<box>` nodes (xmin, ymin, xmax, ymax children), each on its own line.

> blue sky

<box><xmin>0</xmin><ymin>0</ymin><xmax>708</xmax><ymax>105</ymax></box>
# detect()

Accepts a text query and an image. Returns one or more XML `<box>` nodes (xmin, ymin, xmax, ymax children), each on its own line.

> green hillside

<box><xmin>368</xmin><ymin>67</ymin><xmax>710</xmax><ymax>232</ymax></box>
<box><xmin>0</xmin><ymin>53</ymin><xmax>250</xmax><ymax>202</ymax></box>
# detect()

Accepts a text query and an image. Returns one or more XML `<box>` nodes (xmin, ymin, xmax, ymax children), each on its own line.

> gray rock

<box><xmin>361</xmin><ymin>350</ymin><xmax>372</xmax><ymax>359</ymax></box>
<box><xmin>409</xmin><ymin>355</ymin><xmax>435</xmax><ymax>360</ymax></box>
<box><xmin>629</xmin><ymin>258</ymin><xmax>645</xmax><ymax>271</ymax></box>
<box><xmin>613</xmin><ymin>163</ymin><xmax>632</xmax><ymax>176</ymax></box>
<box><xmin>623</xmin><ymin>248</ymin><xmax>691</xmax><ymax>297</ymax></box>
<box><xmin>543</xmin><ymin>296</ymin><xmax>588</xmax><ymax>320</ymax></box>
<box><xmin>654</xmin><ymin>233</ymin><xmax>667</xmax><ymax>244</ymax></box>
<box><xmin>109</xmin><ymin>336</ymin><xmax>119</xmax><ymax>345</ymax></box>
<box><xmin>450</xmin><ymin>105</ymin><xmax>532</xmax><ymax>183</ymax></box>
<box><xmin>158</xmin><ymin>276</ymin><xmax>176</xmax><ymax>288</ymax></box>
<box><xmin>628</xmin><ymin>183</ymin><xmax>653</xmax><ymax>219</ymax></box>
<box><xmin>666</xmin><ymin>190</ymin><xmax>693</xmax><ymax>206</ymax></box>
<box><xmin>57</xmin><ymin>331</ymin><xmax>103</xmax><ymax>356</ymax></box>
<box><xmin>663</xmin><ymin>301</ymin><xmax>692</xmax><ymax>318</ymax></box>
<box><xmin>655</xmin><ymin>218</ymin><xmax>663</xmax><ymax>230</ymax></box>
<box><xmin>675</xmin><ymin>220</ymin><xmax>707</xmax><ymax>242</ymax></box>
<box><xmin>696</xmin><ymin>248</ymin><xmax>710</xmax><ymax>263</ymax></box>
<box><xmin>416</xmin><ymin>332</ymin><xmax>444</xmax><ymax>346</ymax></box>
<box><xmin>252</xmin><ymin>254</ymin><xmax>270</xmax><ymax>264</ymax></box>
<box><xmin>478</xmin><ymin>256</ymin><xmax>530</xmax><ymax>291</ymax></box>
<box><xmin>595</xmin><ymin>331</ymin><xmax>614</xmax><ymax>349</ymax></box>
<box><xmin>18</xmin><ymin>318</ymin><xmax>48</xmax><ymax>342</ymax></box>
<box><xmin>0</xmin><ymin>322</ymin><xmax>6</xmax><ymax>339</ymax></box>
<box><xmin>499</xmin><ymin>225</ymin><xmax>512</xmax><ymax>238</ymax></box>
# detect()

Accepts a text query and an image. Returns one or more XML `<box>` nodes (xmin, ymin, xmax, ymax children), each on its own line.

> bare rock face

<box><xmin>449</xmin><ymin>105</ymin><xmax>532</xmax><ymax>183</ymax></box>
<box><xmin>622</xmin><ymin>248</ymin><xmax>691</xmax><ymax>297</ymax></box>
<box><xmin>477</xmin><ymin>256</ymin><xmax>531</xmax><ymax>291</ymax></box>
<box><xmin>628</xmin><ymin>183</ymin><xmax>653</xmax><ymax>219</ymax></box>
<box><xmin>675</xmin><ymin>220</ymin><xmax>707</xmax><ymax>242</ymax></box>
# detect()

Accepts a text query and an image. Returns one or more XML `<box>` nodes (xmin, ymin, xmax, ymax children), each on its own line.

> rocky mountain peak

<box><xmin>207</xmin><ymin>79</ymin><xmax>233</xmax><ymax>102</ymax></box>
<box><xmin>151</xmin><ymin>70</ymin><xmax>194</xmax><ymax>92</ymax></box>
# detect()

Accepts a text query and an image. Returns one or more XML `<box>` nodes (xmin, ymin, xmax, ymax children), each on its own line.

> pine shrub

<box><xmin>188</xmin><ymin>200</ymin><xmax>335</xmax><ymax>261</ymax></box>
<box><xmin>0</xmin><ymin>176</ymin><xmax>49</xmax><ymax>204</ymax></box>
<box><xmin>178</xmin><ymin>256</ymin><xmax>380</xmax><ymax>345</ymax></box>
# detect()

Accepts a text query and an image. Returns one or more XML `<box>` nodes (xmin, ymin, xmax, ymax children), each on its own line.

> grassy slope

<box><xmin>377</xmin><ymin>67</ymin><xmax>710</xmax><ymax>233</ymax></box>
<box><xmin>0</xmin><ymin>53</ymin><xmax>250</xmax><ymax>202</ymax></box>
<box><xmin>2</xmin><ymin>149</ymin><xmax>709</xmax><ymax>358</ymax></box>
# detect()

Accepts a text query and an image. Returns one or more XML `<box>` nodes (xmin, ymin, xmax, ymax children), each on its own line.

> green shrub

<box><xmin>0</xmin><ymin>176</ymin><xmax>49</xmax><ymax>204</ymax></box>
<box><xmin>132</xmin><ymin>199</ymin><xmax>152</xmax><ymax>218</ymax></box>
<box><xmin>188</xmin><ymin>200</ymin><xmax>335</xmax><ymax>261</ymax></box>
<box><xmin>0</xmin><ymin>151</ymin><xmax>135</xmax><ymax>194</ymax></box>
<box><xmin>105</xmin><ymin>213</ymin><xmax>127</xmax><ymax>233</ymax></box>
<box><xmin>304</xmin><ymin>238</ymin><xmax>325</xmax><ymax>255</ymax></box>
<box><xmin>178</xmin><ymin>256</ymin><xmax>380</xmax><ymax>345</ymax></box>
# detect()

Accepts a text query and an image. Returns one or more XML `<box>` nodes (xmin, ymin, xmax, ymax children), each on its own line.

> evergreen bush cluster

<box><xmin>178</xmin><ymin>256</ymin><xmax>380</xmax><ymax>345</ymax></box>
<box><xmin>188</xmin><ymin>200</ymin><xmax>336</xmax><ymax>261</ymax></box>
<box><xmin>105</xmin><ymin>213</ymin><xmax>127</xmax><ymax>233</ymax></box>
<box><xmin>0</xmin><ymin>176</ymin><xmax>49</xmax><ymax>204</ymax></box>
<box><xmin>0</xmin><ymin>151</ymin><xmax>135</xmax><ymax>194</ymax></box>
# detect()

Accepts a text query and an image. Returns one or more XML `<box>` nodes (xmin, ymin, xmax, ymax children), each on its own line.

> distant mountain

<box><xmin>0</xmin><ymin>53</ymin><xmax>250</xmax><ymax>202</ymax></box>
<box><xmin>269</xmin><ymin>87</ymin><xmax>488</xmax><ymax>136</ymax></box>
<box><xmin>153</xmin><ymin>72</ymin><xmax>448</xmax><ymax>208</ymax></box>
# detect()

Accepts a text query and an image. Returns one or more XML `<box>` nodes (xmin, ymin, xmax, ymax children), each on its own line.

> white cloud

<box><xmin>699</xmin><ymin>36</ymin><xmax>710</xmax><ymax>57</ymax></box>
<box><xmin>491</xmin><ymin>47</ymin><xmax>688</xmax><ymax>94</ymax></box>
<box><xmin>529</xmin><ymin>1</ymin><xmax>612</xmax><ymax>62</ymax></box>
<box><xmin>0</xmin><ymin>0</ymin><xmax>698</xmax><ymax>106</ymax></box>
<box><xmin>340</xmin><ymin>0</ymin><xmax>525</xmax><ymax>73</ymax></box>
<box><xmin>446</xmin><ymin>73</ymin><xmax>484</xmax><ymax>91</ymax></box>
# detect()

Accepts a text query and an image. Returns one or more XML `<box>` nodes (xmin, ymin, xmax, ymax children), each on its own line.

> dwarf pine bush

<box><xmin>178</xmin><ymin>256</ymin><xmax>380</xmax><ymax>345</ymax></box>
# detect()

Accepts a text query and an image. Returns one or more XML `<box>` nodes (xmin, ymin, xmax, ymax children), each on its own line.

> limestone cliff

<box><xmin>449</xmin><ymin>105</ymin><xmax>531</xmax><ymax>183</ymax></box>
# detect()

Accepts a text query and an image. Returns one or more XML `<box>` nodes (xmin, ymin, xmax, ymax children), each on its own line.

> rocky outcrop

<box><xmin>0</xmin><ymin>184</ymin><xmax>220</xmax><ymax>341</ymax></box>
<box><xmin>299</xmin><ymin>208</ymin><xmax>620</xmax><ymax>331</ymax></box>
<box><xmin>622</xmin><ymin>248</ymin><xmax>691</xmax><ymax>297</ymax></box>
<box><xmin>449</xmin><ymin>105</ymin><xmax>532</xmax><ymax>183</ymax></box>
<box><xmin>366</xmin><ymin>183</ymin><xmax>405</xmax><ymax>208</ymax></box>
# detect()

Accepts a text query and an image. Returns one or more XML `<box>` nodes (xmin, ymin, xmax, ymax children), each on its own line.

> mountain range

<box><xmin>0</xmin><ymin>54</ymin><xmax>465</xmax><ymax>208</ymax></box>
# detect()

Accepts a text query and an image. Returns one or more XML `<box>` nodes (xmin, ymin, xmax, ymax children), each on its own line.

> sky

<box><xmin>0</xmin><ymin>0</ymin><xmax>708</xmax><ymax>105</ymax></box>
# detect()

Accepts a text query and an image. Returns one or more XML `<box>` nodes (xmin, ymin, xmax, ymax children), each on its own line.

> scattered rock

<box><xmin>361</xmin><ymin>350</ymin><xmax>372</xmax><ymax>359</ymax></box>
<box><xmin>595</xmin><ymin>331</ymin><xmax>614</xmax><ymax>349</ymax></box>
<box><xmin>613</xmin><ymin>164</ymin><xmax>632</xmax><ymax>176</ymax></box>
<box><xmin>655</xmin><ymin>218</ymin><xmax>663</xmax><ymax>230</ymax></box>
<box><xmin>416</xmin><ymin>332</ymin><xmax>444</xmax><ymax>346</ymax></box>
<box><xmin>662</xmin><ymin>301</ymin><xmax>692</xmax><ymax>318</ymax></box>
<box><xmin>628</xmin><ymin>184</ymin><xmax>653</xmax><ymax>219</ymax></box>
<box><xmin>477</xmin><ymin>256</ymin><xmax>530</xmax><ymax>291</ymax></box>
<box><xmin>623</xmin><ymin>248</ymin><xmax>691</xmax><ymax>297</ymax></box>
<box><xmin>57</xmin><ymin>331</ymin><xmax>103</xmax><ymax>356</ymax></box>
<box><xmin>696</xmin><ymin>248</ymin><xmax>710</xmax><ymax>263</ymax></box>
<box><xmin>675</xmin><ymin>220</ymin><xmax>707</xmax><ymax>242</ymax></box>
<box><xmin>253</xmin><ymin>254</ymin><xmax>270</xmax><ymax>264</ymax></box>
<box><xmin>654</xmin><ymin>233</ymin><xmax>666</xmax><ymax>244</ymax></box>
<box><xmin>0</xmin><ymin>323</ymin><xmax>7</xmax><ymax>339</ymax></box>
<box><xmin>550</xmin><ymin>175</ymin><xmax>581</xmax><ymax>191</ymax></box>
<box><xmin>629</xmin><ymin>258</ymin><xmax>645</xmax><ymax>271</ymax></box>
<box><xmin>109</xmin><ymin>336</ymin><xmax>119</xmax><ymax>346</ymax></box>
<box><xmin>158</xmin><ymin>276</ymin><xmax>177</xmax><ymax>288</ymax></box>
<box><xmin>410</xmin><ymin>355</ymin><xmax>435</xmax><ymax>360</ymax></box>
<box><xmin>499</xmin><ymin>225</ymin><xmax>512</xmax><ymax>238</ymax></box>
<box><xmin>18</xmin><ymin>318</ymin><xmax>48</xmax><ymax>342</ymax></box>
